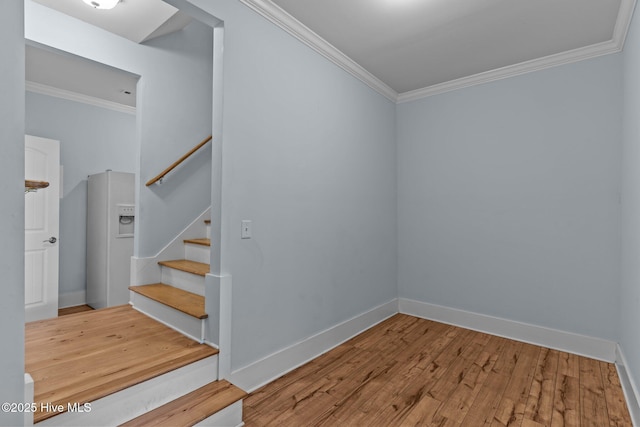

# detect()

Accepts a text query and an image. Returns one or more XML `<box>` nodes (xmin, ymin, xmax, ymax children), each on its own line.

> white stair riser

<box><xmin>185</xmin><ymin>244</ymin><xmax>211</xmax><ymax>265</ymax></box>
<box><xmin>206</xmin><ymin>224</ymin><xmax>211</xmax><ymax>240</ymax></box>
<box><xmin>194</xmin><ymin>400</ymin><xmax>244</xmax><ymax>427</ymax></box>
<box><xmin>37</xmin><ymin>356</ymin><xmax>218</xmax><ymax>426</ymax></box>
<box><xmin>161</xmin><ymin>267</ymin><xmax>205</xmax><ymax>296</ymax></box>
<box><xmin>130</xmin><ymin>292</ymin><xmax>206</xmax><ymax>343</ymax></box>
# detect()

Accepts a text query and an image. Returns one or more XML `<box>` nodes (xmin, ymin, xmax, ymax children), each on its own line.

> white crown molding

<box><xmin>239</xmin><ymin>0</ymin><xmax>636</xmax><ymax>104</ymax></box>
<box><xmin>396</xmin><ymin>0</ymin><xmax>637</xmax><ymax>102</ymax></box>
<box><xmin>397</xmin><ymin>39</ymin><xmax>622</xmax><ymax>103</ymax></box>
<box><xmin>613</xmin><ymin>0</ymin><xmax>638</xmax><ymax>50</ymax></box>
<box><xmin>237</xmin><ymin>0</ymin><xmax>398</xmax><ymax>102</ymax></box>
<box><xmin>26</xmin><ymin>80</ymin><xmax>136</xmax><ymax>115</ymax></box>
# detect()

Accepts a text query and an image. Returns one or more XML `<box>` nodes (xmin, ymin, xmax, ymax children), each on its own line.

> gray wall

<box><xmin>0</xmin><ymin>1</ymin><xmax>25</xmax><ymax>424</ymax></box>
<box><xmin>12</xmin><ymin>0</ymin><xmax>637</xmax><ymax>417</ymax></box>
<box><xmin>397</xmin><ymin>53</ymin><xmax>623</xmax><ymax>341</ymax></box>
<box><xmin>25</xmin><ymin>92</ymin><xmax>136</xmax><ymax>301</ymax></box>
<box><xmin>621</xmin><ymin>3</ymin><xmax>640</xmax><ymax>408</ymax></box>
<box><xmin>26</xmin><ymin>0</ymin><xmax>213</xmax><ymax>259</ymax></box>
<box><xmin>27</xmin><ymin>0</ymin><xmax>398</xmax><ymax>377</ymax></box>
<box><xmin>186</xmin><ymin>0</ymin><xmax>398</xmax><ymax>371</ymax></box>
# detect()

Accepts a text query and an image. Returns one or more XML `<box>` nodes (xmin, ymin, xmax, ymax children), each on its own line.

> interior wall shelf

<box><xmin>25</xmin><ymin>180</ymin><xmax>49</xmax><ymax>193</ymax></box>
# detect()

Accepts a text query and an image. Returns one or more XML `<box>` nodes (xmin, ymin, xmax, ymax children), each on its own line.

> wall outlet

<box><xmin>241</xmin><ymin>220</ymin><xmax>252</xmax><ymax>239</ymax></box>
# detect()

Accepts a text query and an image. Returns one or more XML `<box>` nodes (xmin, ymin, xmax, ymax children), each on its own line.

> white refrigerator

<box><xmin>86</xmin><ymin>170</ymin><xmax>135</xmax><ymax>309</ymax></box>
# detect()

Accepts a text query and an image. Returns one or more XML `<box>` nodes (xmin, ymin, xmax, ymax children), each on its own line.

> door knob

<box><xmin>43</xmin><ymin>237</ymin><xmax>57</xmax><ymax>244</ymax></box>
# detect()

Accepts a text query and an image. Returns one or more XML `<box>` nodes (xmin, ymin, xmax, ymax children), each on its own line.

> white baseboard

<box><xmin>229</xmin><ymin>299</ymin><xmax>398</xmax><ymax>392</ymax></box>
<box><xmin>616</xmin><ymin>345</ymin><xmax>640</xmax><ymax>426</ymax></box>
<box><xmin>58</xmin><ymin>290</ymin><xmax>86</xmax><ymax>309</ymax></box>
<box><xmin>398</xmin><ymin>298</ymin><xmax>617</xmax><ymax>362</ymax></box>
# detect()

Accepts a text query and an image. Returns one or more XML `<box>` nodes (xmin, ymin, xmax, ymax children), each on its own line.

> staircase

<box><xmin>129</xmin><ymin>220</ymin><xmax>212</xmax><ymax>343</ymax></box>
<box><xmin>26</xmin><ymin>218</ymin><xmax>247</xmax><ymax>426</ymax></box>
<box><xmin>123</xmin><ymin>219</ymin><xmax>245</xmax><ymax>426</ymax></box>
<box><xmin>121</xmin><ymin>380</ymin><xmax>246</xmax><ymax>426</ymax></box>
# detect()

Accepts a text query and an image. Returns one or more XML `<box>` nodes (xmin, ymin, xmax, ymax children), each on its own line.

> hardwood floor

<box><xmin>25</xmin><ymin>305</ymin><xmax>218</xmax><ymax>423</ymax></box>
<box><xmin>58</xmin><ymin>304</ymin><xmax>94</xmax><ymax>316</ymax></box>
<box><xmin>244</xmin><ymin>314</ymin><xmax>632</xmax><ymax>426</ymax></box>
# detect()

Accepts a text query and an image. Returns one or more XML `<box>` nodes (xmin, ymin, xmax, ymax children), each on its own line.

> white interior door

<box><xmin>25</xmin><ymin>135</ymin><xmax>60</xmax><ymax>322</ymax></box>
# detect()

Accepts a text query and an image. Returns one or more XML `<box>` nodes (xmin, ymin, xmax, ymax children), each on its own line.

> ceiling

<box><xmin>31</xmin><ymin>0</ymin><xmax>192</xmax><ymax>43</ymax></box>
<box><xmin>27</xmin><ymin>0</ymin><xmax>634</xmax><ymax>105</ymax></box>
<box><xmin>270</xmin><ymin>0</ymin><xmax>623</xmax><ymax>94</ymax></box>
<box><xmin>26</xmin><ymin>0</ymin><xmax>191</xmax><ymax>111</ymax></box>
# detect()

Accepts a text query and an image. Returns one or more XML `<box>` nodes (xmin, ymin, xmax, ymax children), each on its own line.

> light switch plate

<box><xmin>241</xmin><ymin>220</ymin><xmax>252</xmax><ymax>239</ymax></box>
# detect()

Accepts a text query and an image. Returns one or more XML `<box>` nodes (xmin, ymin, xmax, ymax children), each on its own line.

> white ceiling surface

<box><xmin>32</xmin><ymin>0</ymin><xmax>191</xmax><ymax>43</ymax></box>
<box><xmin>270</xmin><ymin>0</ymin><xmax>623</xmax><ymax>94</ymax></box>
<box><xmin>27</xmin><ymin>0</ymin><xmax>630</xmax><ymax>105</ymax></box>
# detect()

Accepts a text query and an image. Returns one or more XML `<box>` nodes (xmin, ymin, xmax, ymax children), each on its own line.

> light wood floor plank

<box><xmin>523</xmin><ymin>419</ymin><xmax>547</xmax><ymax>427</ymax></box>
<box><xmin>243</xmin><ymin>315</ymin><xmax>632</xmax><ymax>427</ymax></box>
<box><xmin>362</xmin><ymin>328</ymin><xmax>477</xmax><ymax>426</ymax></box>
<box><xmin>491</xmin><ymin>343</ymin><xmax>541</xmax><ymax>426</ymax></box>
<box><xmin>551</xmin><ymin>374</ymin><xmax>580</xmax><ymax>427</ymax></box>
<box><xmin>25</xmin><ymin>305</ymin><xmax>217</xmax><ymax>423</ymax></box>
<box><xmin>580</xmin><ymin>357</ymin><xmax>610</xmax><ymax>427</ymax></box>
<box><xmin>461</xmin><ymin>338</ymin><xmax>523</xmax><ymax>426</ymax></box>
<box><xmin>58</xmin><ymin>305</ymin><xmax>94</xmax><ymax>316</ymax></box>
<box><xmin>398</xmin><ymin>395</ymin><xmax>443</xmax><ymax>427</ymax></box>
<box><xmin>558</xmin><ymin>351</ymin><xmax>581</xmax><ymax>379</ymax></box>
<box><xmin>599</xmin><ymin>361</ymin><xmax>633</xmax><ymax>427</ymax></box>
<box><xmin>320</xmin><ymin>320</ymin><xmax>456</xmax><ymax>425</ymax></box>
<box><xmin>244</xmin><ymin>342</ymin><xmax>354</xmax><ymax>412</ymax></box>
<box><xmin>436</xmin><ymin>334</ymin><xmax>505</xmax><ymax>424</ymax></box>
<box><xmin>524</xmin><ymin>348</ymin><xmax>559</xmax><ymax>426</ymax></box>
<box><xmin>337</xmin><ymin>324</ymin><xmax>468</xmax><ymax>425</ymax></box>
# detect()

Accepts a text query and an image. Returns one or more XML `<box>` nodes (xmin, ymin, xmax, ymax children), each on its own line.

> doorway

<box><xmin>25</xmin><ymin>43</ymin><xmax>139</xmax><ymax>318</ymax></box>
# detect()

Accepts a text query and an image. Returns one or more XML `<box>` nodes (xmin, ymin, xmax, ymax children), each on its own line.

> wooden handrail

<box><xmin>146</xmin><ymin>135</ymin><xmax>212</xmax><ymax>186</ymax></box>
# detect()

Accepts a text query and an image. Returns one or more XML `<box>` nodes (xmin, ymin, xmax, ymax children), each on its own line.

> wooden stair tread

<box><xmin>26</xmin><ymin>305</ymin><xmax>218</xmax><ymax>423</ymax></box>
<box><xmin>158</xmin><ymin>259</ymin><xmax>209</xmax><ymax>276</ymax></box>
<box><xmin>183</xmin><ymin>238</ymin><xmax>210</xmax><ymax>246</ymax></box>
<box><xmin>129</xmin><ymin>284</ymin><xmax>207</xmax><ymax>319</ymax></box>
<box><xmin>120</xmin><ymin>380</ymin><xmax>247</xmax><ymax>427</ymax></box>
<box><xmin>204</xmin><ymin>219</ymin><xmax>211</xmax><ymax>224</ymax></box>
